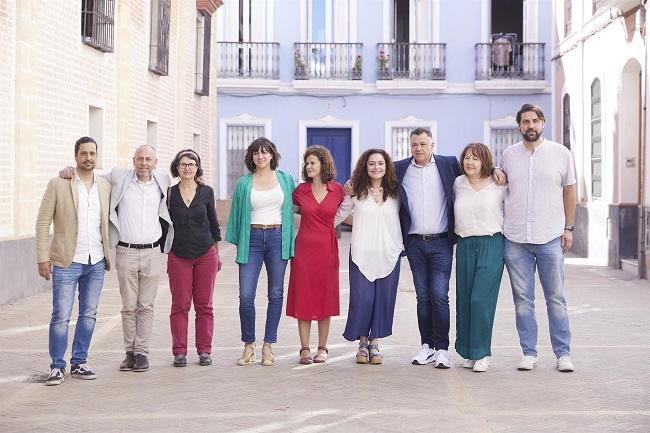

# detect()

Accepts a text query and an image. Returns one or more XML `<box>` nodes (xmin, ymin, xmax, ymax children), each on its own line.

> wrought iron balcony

<box><xmin>475</xmin><ymin>42</ymin><xmax>545</xmax><ymax>80</ymax></box>
<box><xmin>293</xmin><ymin>43</ymin><xmax>363</xmax><ymax>80</ymax></box>
<box><xmin>376</xmin><ymin>43</ymin><xmax>446</xmax><ymax>80</ymax></box>
<box><xmin>216</xmin><ymin>42</ymin><xmax>280</xmax><ymax>79</ymax></box>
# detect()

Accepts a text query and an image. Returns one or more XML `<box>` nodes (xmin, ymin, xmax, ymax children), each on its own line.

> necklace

<box><xmin>369</xmin><ymin>186</ymin><xmax>383</xmax><ymax>204</ymax></box>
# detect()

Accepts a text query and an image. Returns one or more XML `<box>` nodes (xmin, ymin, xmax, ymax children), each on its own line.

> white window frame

<box><xmin>384</xmin><ymin>116</ymin><xmax>438</xmax><ymax>159</ymax></box>
<box><xmin>298</xmin><ymin>115</ymin><xmax>360</xmax><ymax>180</ymax></box>
<box><xmin>483</xmin><ymin>115</ymin><xmax>519</xmax><ymax>164</ymax></box>
<box><xmin>219</xmin><ymin>113</ymin><xmax>272</xmax><ymax>199</ymax></box>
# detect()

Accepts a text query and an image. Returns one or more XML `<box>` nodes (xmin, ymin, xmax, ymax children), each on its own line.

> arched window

<box><xmin>563</xmin><ymin>93</ymin><xmax>571</xmax><ymax>149</ymax></box>
<box><xmin>591</xmin><ymin>79</ymin><xmax>602</xmax><ymax>198</ymax></box>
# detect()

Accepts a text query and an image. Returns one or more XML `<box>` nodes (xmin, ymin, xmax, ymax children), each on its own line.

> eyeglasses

<box><xmin>178</xmin><ymin>162</ymin><xmax>197</xmax><ymax>169</ymax></box>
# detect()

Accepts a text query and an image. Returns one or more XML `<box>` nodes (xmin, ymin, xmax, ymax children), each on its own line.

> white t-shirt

<box><xmin>250</xmin><ymin>183</ymin><xmax>283</xmax><ymax>225</ymax></box>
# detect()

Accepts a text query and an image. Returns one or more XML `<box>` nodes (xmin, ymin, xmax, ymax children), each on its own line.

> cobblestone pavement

<box><xmin>1</xmin><ymin>233</ymin><xmax>649</xmax><ymax>433</ymax></box>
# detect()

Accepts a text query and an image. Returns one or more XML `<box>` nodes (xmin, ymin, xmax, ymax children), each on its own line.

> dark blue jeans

<box><xmin>237</xmin><ymin>227</ymin><xmax>287</xmax><ymax>343</ymax></box>
<box><xmin>406</xmin><ymin>236</ymin><xmax>453</xmax><ymax>350</ymax></box>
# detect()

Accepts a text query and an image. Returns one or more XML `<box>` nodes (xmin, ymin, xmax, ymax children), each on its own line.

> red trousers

<box><xmin>167</xmin><ymin>246</ymin><xmax>218</xmax><ymax>355</ymax></box>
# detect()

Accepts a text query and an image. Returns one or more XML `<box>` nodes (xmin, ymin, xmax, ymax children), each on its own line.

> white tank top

<box><xmin>250</xmin><ymin>183</ymin><xmax>283</xmax><ymax>224</ymax></box>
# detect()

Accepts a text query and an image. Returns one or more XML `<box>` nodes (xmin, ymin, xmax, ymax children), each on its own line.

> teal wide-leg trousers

<box><xmin>455</xmin><ymin>233</ymin><xmax>504</xmax><ymax>360</ymax></box>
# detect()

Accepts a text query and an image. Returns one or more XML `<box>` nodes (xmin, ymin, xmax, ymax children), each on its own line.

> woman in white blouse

<box><xmin>453</xmin><ymin>142</ymin><xmax>507</xmax><ymax>372</ymax></box>
<box><xmin>335</xmin><ymin>149</ymin><xmax>403</xmax><ymax>364</ymax></box>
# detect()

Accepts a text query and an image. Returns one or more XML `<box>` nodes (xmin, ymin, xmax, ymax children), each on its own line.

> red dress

<box><xmin>286</xmin><ymin>181</ymin><xmax>345</xmax><ymax>320</ymax></box>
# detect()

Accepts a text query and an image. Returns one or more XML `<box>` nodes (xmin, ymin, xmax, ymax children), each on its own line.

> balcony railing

<box><xmin>216</xmin><ymin>42</ymin><xmax>280</xmax><ymax>79</ymax></box>
<box><xmin>376</xmin><ymin>43</ymin><xmax>446</xmax><ymax>80</ymax></box>
<box><xmin>475</xmin><ymin>42</ymin><xmax>545</xmax><ymax>80</ymax></box>
<box><xmin>294</xmin><ymin>43</ymin><xmax>363</xmax><ymax>80</ymax></box>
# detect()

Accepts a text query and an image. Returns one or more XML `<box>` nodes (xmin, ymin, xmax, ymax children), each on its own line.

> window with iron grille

<box><xmin>226</xmin><ymin>125</ymin><xmax>265</xmax><ymax>197</ymax></box>
<box><xmin>149</xmin><ymin>0</ymin><xmax>171</xmax><ymax>76</ymax></box>
<box><xmin>390</xmin><ymin>127</ymin><xmax>415</xmax><ymax>161</ymax></box>
<box><xmin>563</xmin><ymin>94</ymin><xmax>571</xmax><ymax>150</ymax></box>
<box><xmin>81</xmin><ymin>0</ymin><xmax>115</xmax><ymax>52</ymax></box>
<box><xmin>195</xmin><ymin>10</ymin><xmax>211</xmax><ymax>95</ymax></box>
<box><xmin>591</xmin><ymin>79</ymin><xmax>602</xmax><ymax>198</ymax></box>
<box><xmin>490</xmin><ymin>128</ymin><xmax>520</xmax><ymax>165</ymax></box>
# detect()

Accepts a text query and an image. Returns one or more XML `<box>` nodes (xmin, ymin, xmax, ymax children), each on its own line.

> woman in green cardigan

<box><xmin>225</xmin><ymin>137</ymin><xmax>296</xmax><ymax>367</ymax></box>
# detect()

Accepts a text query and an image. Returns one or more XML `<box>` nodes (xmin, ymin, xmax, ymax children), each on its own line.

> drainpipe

<box><xmin>640</xmin><ymin>1</ymin><xmax>647</xmax><ymax>278</ymax></box>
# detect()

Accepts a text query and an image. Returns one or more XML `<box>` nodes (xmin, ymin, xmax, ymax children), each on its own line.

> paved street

<box><xmin>1</xmin><ymin>232</ymin><xmax>649</xmax><ymax>433</ymax></box>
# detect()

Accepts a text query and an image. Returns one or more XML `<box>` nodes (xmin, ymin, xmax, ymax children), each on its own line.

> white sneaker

<box><xmin>556</xmin><ymin>355</ymin><xmax>575</xmax><ymax>372</ymax></box>
<box><xmin>517</xmin><ymin>355</ymin><xmax>538</xmax><ymax>371</ymax></box>
<box><xmin>462</xmin><ymin>359</ymin><xmax>475</xmax><ymax>369</ymax></box>
<box><xmin>472</xmin><ymin>356</ymin><xmax>490</xmax><ymax>372</ymax></box>
<box><xmin>411</xmin><ymin>344</ymin><xmax>435</xmax><ymax>365</ymax></box>
<box><xmin>434</xmin><ymin>349</ymin><xmax>451</xmax><ymax>369</ymax></box>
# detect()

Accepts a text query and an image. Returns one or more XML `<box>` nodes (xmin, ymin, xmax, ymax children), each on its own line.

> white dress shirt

<box><xmin>501</xmin><ymin>139</ymin><xmax>576</xmax><ymax>244</ymax></box>
<box><xmin>335</xmin><ymin>194</ymin><xmax>403</xmax><ymax>282</ymax></box>
<box><xmin>72</xmin><ymin>175</ymin><xmax>104</xmax><ymax>265</ymax></box>
<box><xmin>402</xmin><ymin>156</ymin><xmax>447</xmax><ymax>235</ymax></box>
<box><xmin>453</xmin><ymin>176</ymin><xmax>506</xmax><ymax>238</ymax></box>
<box><xmin>117</xmin><ymin>173</ymin><xmax>163</xmax><ymax>244</ymax></box>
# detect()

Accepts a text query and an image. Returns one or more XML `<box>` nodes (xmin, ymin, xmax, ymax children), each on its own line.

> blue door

<box><xmin>306</xmin><ymin>128</ymin><xmax>352</xmax><ymax>184</ymax></box>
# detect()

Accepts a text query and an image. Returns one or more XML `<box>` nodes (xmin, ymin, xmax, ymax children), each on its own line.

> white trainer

<box><xmin>472</xmin><ymin>356</ymin><xmax>490</xmax><ymax>372</ymax></box>
<box><xmin>434</xmin><ymin>349</ymin><xmax>451</xmax><ymax>369</ymax></box>
<box><xmin>517</xmin><ymin>355</ymin><xmax>538</xmax><ymax>371</ymax></box>
<box><xmin>411</xmin><ymin>344</ymin><xmax>435</xmax><ymax>365</ymax></box>
<box><xmin>556</xmin><ymin>355</ymin><xmax>575</xmax><ymax>372</ymax></box>
<box><xmin>462</xmin><ymin>359</ymin><xmax>475</xmax><ymax>369</ymax></box>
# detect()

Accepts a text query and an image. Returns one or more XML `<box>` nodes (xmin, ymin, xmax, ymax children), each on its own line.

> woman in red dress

<box><xmin>287</xmin><ymin>145</ymin><xmax>345</xmax><ymax>364</ymax></box>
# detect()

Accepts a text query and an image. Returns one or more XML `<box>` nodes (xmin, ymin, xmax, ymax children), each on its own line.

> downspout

<box><xmin>639</xmin><ymin>1</ymin><xmax>648</xmax><ymax>278</ymax></box>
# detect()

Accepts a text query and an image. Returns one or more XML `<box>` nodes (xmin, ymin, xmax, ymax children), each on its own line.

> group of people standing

<box><xmin>35</xmin><ymin>103</ymin><xmax>576</xmax><ymax>387</ymax></box>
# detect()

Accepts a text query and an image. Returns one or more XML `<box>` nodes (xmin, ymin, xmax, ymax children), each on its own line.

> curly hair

<box><xmin>301</xmin><ymin>145</ymin><xmax>337</xmax><ymax>183</ymax></box>
<box><xmin>459</xmin><ymin>142</ymin><xmax>494</xmax><ymax>178</ymax></box>
<box><xmin>350</xmin><ymin>149</ymin><xmax>398</xmax><ymax>202</ymax></box>
<box><xmin>244</xmin><ymin>137</ymin><xmax>281</xmax><ymax>172</ymax></box>
<box><xmin>170</xmin><ymin>148</ymin><xmax>204</xmax><ymax>180</ymax></box>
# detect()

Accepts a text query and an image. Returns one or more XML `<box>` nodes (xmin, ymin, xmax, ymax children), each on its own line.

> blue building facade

<box><xmin>214</xmin><ymin>0</ymin><xmax>552</xmax><ymax>198</ymax></box>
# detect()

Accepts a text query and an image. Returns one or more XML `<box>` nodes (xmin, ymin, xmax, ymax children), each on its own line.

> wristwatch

<box><xmin>564</xmin><ymin>225</ymin><xmax>574</xmax><ymax>232</ymax></box>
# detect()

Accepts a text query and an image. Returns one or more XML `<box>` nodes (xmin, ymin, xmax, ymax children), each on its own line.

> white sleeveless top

<box><xmin>335</xmin><ymin>194</ymin><xmax>403</xmax><ymax>282</ymax></box>
<box><xmin>250</xmin><ymin>184</ymin><xmax>283</xmax><ymax>224</ymax></box>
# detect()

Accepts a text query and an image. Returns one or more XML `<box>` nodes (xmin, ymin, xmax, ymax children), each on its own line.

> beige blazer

<box><xmin>35</xmin><ymin>172</ymin><xmax>112</xmax><ymax>270</ymax></box>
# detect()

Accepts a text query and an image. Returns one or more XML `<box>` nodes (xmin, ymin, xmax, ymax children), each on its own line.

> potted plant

<box><xmin>351</xmin><ymin>54</ymin><xmax>362</xmax><ymax>80</ymax></box>
<box><xmin>378</xmin><ymin>50</ymin><xmax>390</xmax><ymax>79</ymax></box>
<box><xmin>294</xmin><ymin>49</ymin><xmax>307</xmax><ymax>79</ymax></box>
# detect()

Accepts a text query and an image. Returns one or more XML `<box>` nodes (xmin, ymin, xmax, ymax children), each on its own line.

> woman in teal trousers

<box><xmin>453</xmin><ymin>142</ymin><xmax>506</xmax><ymax>372</ymax></box>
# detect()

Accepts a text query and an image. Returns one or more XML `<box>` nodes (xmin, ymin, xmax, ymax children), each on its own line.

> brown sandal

<box><xmin>299</xmin><ymin>347</ymin><xmax>313</xmax><ymax>364</ymax></box>
<box><xmin>313</xmin><ymin>346</ymin><xmax>328</xmax><ymax>363</ymax></box>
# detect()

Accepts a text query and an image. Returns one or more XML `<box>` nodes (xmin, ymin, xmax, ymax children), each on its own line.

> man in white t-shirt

<box><xmin>501</xmin><ymin>104</ymin><xmax>576</xmax><ymax>372</ymax></box>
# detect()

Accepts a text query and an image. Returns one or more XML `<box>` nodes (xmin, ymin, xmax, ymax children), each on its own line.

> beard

<box><xmin>521</xmin><ymin>129</ymin><xmax>541</xmax><ymax>143</ymax></box>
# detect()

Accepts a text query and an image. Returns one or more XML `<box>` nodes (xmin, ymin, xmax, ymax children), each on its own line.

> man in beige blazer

<box><xmin>36</xmin><ymin>137</ymin><xmax>111</xmax><ymax>386</ymax></box>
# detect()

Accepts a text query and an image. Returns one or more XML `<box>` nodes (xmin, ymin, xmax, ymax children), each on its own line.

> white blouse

<box><xmin>335</xmin><ymin>194</ymin><xmax>403</xmax><ymax>282</ymax></box>
<box><xmin>250</xmin><ymin>184</ymin><xmax>283</xmax><ymax>225</ymax></box>
<box><xmin>453</xmin><ymin>176</ymin><xmax>506</xmax><ymax>238</ymax></box>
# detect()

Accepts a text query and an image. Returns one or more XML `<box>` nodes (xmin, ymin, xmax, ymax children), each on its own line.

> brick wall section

<box><xmin>1</xmin><ymin>0</ymin><xmax>220</xmax><ymax>303</ymax></box>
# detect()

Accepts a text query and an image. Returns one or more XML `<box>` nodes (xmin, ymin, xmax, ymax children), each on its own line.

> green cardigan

<box><xmin>225</xmin><ymin>170</ymin><xmax>296</xmax><ymax>264</ymax></box>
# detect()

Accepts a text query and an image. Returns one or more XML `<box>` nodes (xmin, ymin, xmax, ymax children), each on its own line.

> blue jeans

<box><xmin>406</xmin><ymin>236</ymin><xmax>453</xmax><ymax>350</ymax></box>
<box><xmin>504</xmin><ymin>237</ymin><xmax>571</xmax><ymax>357</ymax></box>
<box><xmin>49</xmin><ymin>259</ymin><xmax>106</xmax><ymax>370</ymax></box>
<box><xmin>238</xmin><ymin>228</ymin><xmax>287</xmax><ymax>343</ymax></box>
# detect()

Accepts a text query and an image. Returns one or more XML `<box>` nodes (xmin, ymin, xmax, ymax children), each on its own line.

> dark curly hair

<box><xmin>244</xmin><ymin>137</ymin><xmax>281</xmax><ymax>172</ymax></box>
<box><xmin>170</xmin><ymin>148</ymin><xmax>204</xmax><ymax>180</ymax></box>
<box><xmin>350</xmin><ymin>149</ymin><xmax>398</xmax><ymax>202</ymax></box>
<box><xmin>459</xmin><ymin>142</ymin><xmax>494</xmax><ymax>178</ymax></box>
<box><xmin>302</xmin><ymin>145</ymin><xmax>336</xmax><ymax>183</ymax></box>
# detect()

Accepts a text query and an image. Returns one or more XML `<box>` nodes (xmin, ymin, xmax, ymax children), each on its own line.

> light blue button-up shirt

<box><xmin>402</xmin><ymin>156</ymin><xmax>448</xmax><ymax>235</ymax></box>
